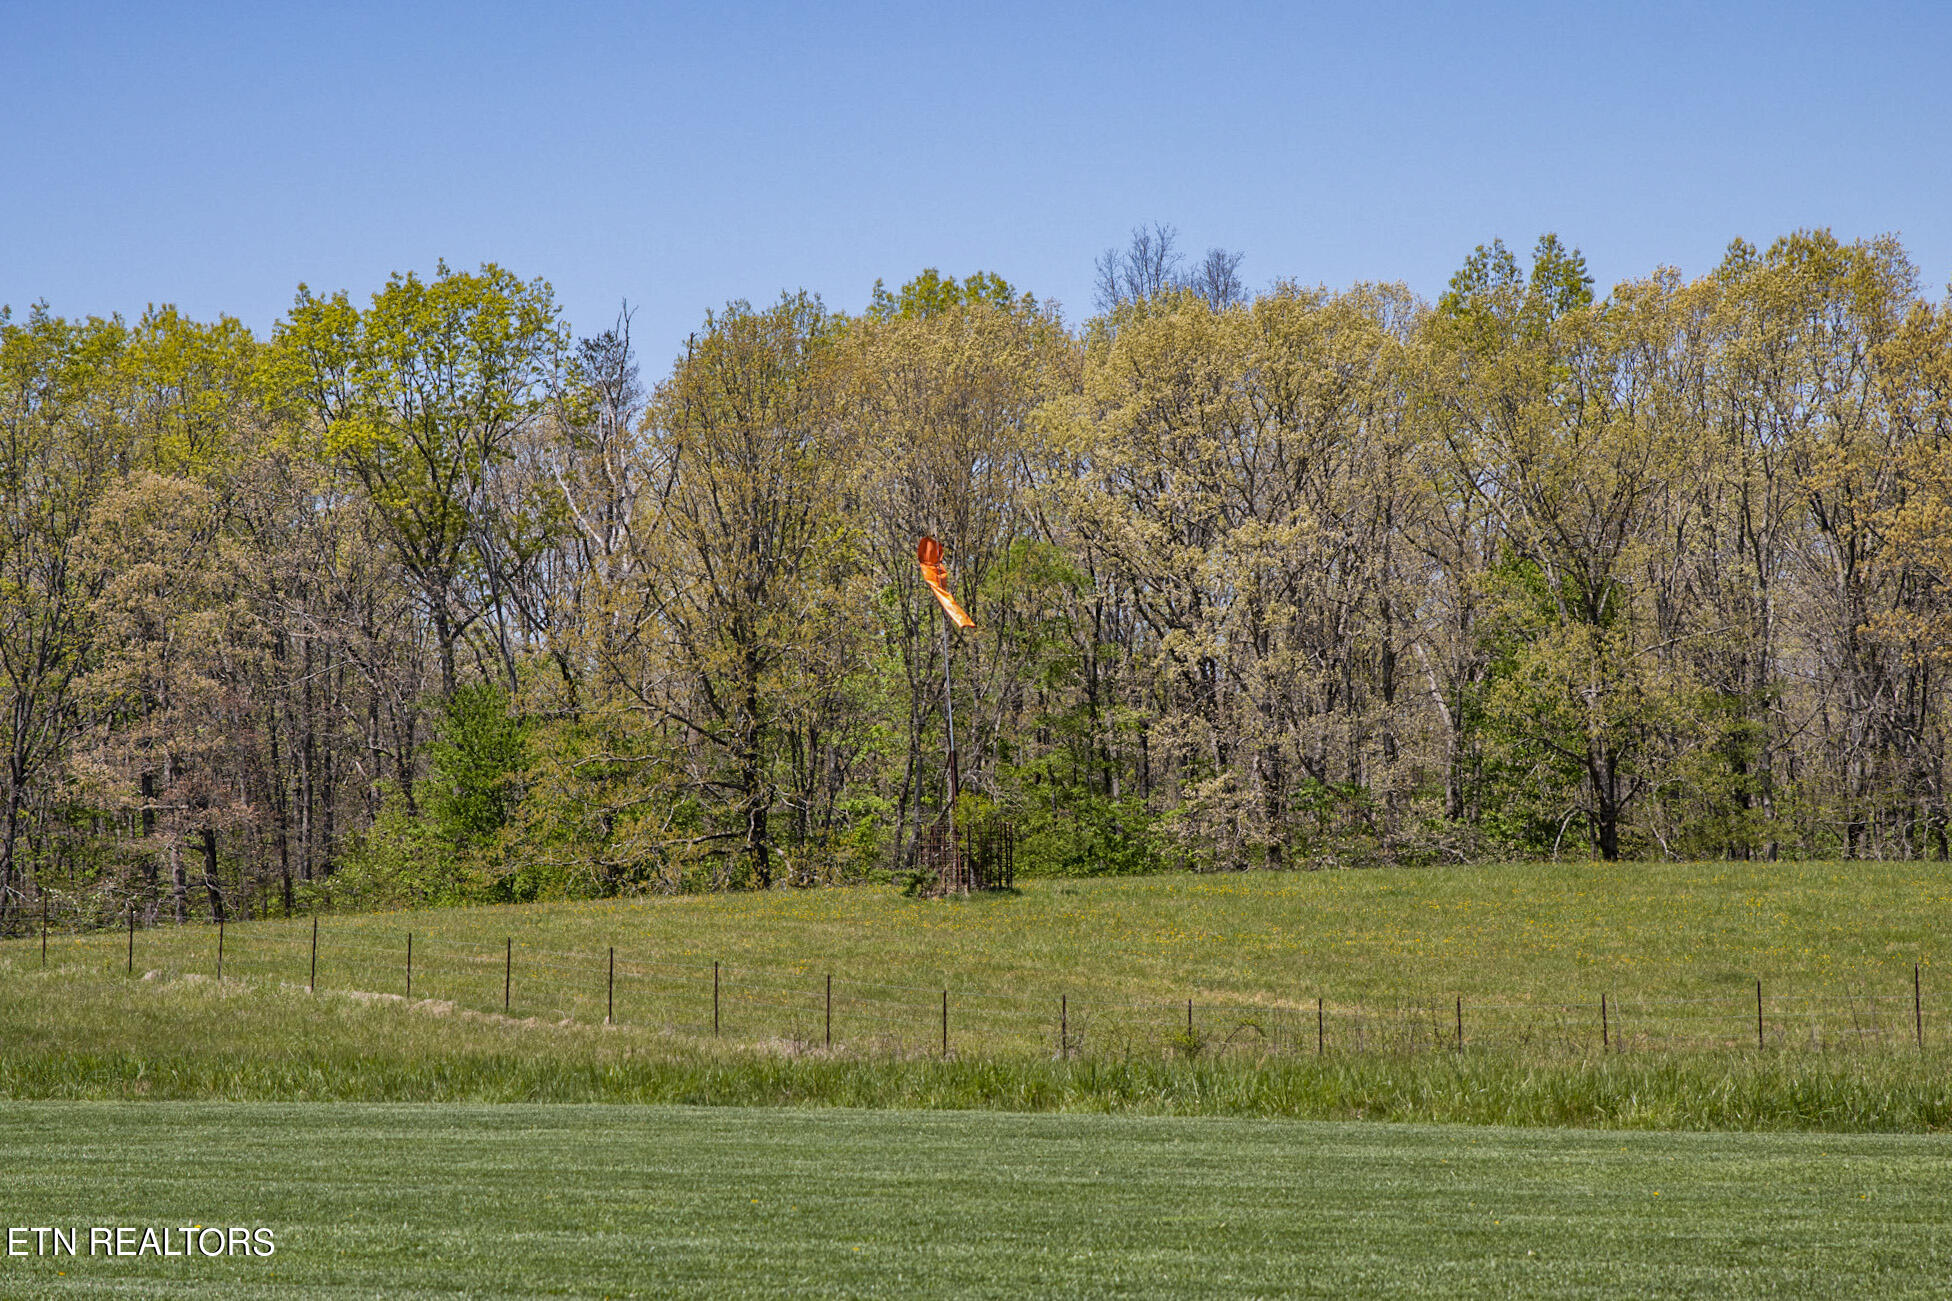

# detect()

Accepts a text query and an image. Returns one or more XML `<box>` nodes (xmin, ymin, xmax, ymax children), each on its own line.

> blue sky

<box><xmin>4</xmin><ymin>1</ymin><xmax>1947</xmax><ymax>366</ymax></box>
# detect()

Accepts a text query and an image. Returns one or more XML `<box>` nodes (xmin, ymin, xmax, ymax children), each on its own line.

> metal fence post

<box><xmin>1905</xmin><ymin>957</ymin><xmax>1920</xmax><ymax>1047</ymax></box>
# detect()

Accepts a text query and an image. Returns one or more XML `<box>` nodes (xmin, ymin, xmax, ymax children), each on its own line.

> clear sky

<box><xmin>4</xmin><ymin>1</ymin><xmax>1948</xmax><ymax>366</ymax></box>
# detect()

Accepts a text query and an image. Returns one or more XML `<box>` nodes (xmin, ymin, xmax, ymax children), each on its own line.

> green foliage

<box><xmin>267</xmin><ymin>260</ymin><xmax>568</xmax><ymax>691</ymax></box>
<box><xmin>337</xmin><ymin>687</ymin><xmax>541</xmax><ymax>906</ymax></box>
<box><xmin>866</xmin><ymin>267</ymin><xmax>1036</xmax><ymax>320</ymax></box>
<box><xmin>328</xmin><ymin>783</ymin><xmax>466</xmax><ymax>909</ymax></box>
<box><xmin>1527</xmin><ymin>232</ymin><xmax>1596</xmax><ymax>318</ymax></box>
<box><xmin>505</xmin><ymin>707</ymin><xmax>720</xmax><ymax>899</ymax></box>
<box><xmin>125</xmin><ymin>305</ymin><xmax>261</xmax><ymax>475</ymax></box>
<box><xmin>1437</xmin><ymin>237</ymin><xmax>1526</xmax><ymax>327</ymax></box>
<box><xmin>1437</xmin><ymin>232</ymin><xmax>1594</xmax><ymax>342</ymax></box>
<box><xmin>1009</xmin><ymin>776</ymin><xmax>1158</xmax><ymax>877</ymax></box>
<box><xmin>426</xmin><ymin>683</ymin><xmax>528</xmax><ymax>848</ymax></box>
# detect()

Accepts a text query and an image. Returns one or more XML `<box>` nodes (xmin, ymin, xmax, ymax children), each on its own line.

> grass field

<box><xmin>11</xmin><ymin>860</ymin><xmax>1947</xmax><ymax>1052</ymax></box>
<box><xmin>6</xmin><ymin>862</ymin><xmax>1952</xmax><ymax>1128</ymax></box>
<box><xmin>3</xmin><ymin>1103</ymin><xmax>1951</xmax><ymax>1298</ymax></box>
<box><xmin>6</xmin><ymin>865</ymin><xmax>1949</xmax><ymax>1295</ymax></box>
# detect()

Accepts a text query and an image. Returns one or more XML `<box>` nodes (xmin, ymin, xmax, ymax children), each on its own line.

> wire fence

<box><xmin>4</xmin><ymin>899</ymin><xmax>1939</xmax><ymax>1060</ymax></box>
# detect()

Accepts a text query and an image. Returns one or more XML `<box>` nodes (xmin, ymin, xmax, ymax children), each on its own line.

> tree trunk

<box><xmin>0</xmin><ymin>759</ymin><xmax>26</xmax><ymax>938</ymax></box>
<box><xmin>740</xmin><ymin>653</ymin><xmax>771</xmax><ymax>889</ymax></box>
<box><xmin>1591</xmin><ymin>747</ymin><xmax>1623</xmax><ymax>862</ymax></box>
<box><xmin>433</xmin><ymin>601</ymin><xmax>458</xmax><ymax>700</ymax></box>
<box><xmin>170</xmin><ymin>841</ymin><xmax>188</xmax><ymax>923</ymax></box>
<box><xmin>140</xmin><ymin>772</ymin><xmax>160</xmax><ymax>919</ymax></box>
<box><xmin>202</xmin><ymin>826</ymin><xmax>225</xmax><ymax>923</ymax></box>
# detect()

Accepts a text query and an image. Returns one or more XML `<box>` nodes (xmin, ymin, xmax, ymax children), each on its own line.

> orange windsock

<box><xmin>916</xmin><ymin>536</ymin><xmax>976</xmax><ymax>629</ymax></box>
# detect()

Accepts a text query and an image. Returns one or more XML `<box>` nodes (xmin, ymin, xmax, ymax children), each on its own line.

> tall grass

<box><xmin>4</xmin><ymin>964</ymin><xmax>1951</xmax><ymax>1129</ymax></box>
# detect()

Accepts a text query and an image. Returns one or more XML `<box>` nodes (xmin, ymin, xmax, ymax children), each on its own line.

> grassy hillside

<box><xmin>4</xmin><ymin>1103</ymin><xmax>1952</xmax><ymax>1298</ymax></box>
<box><xmin>4</xmin><ymin>862</ymin><xmax>1950</xmax><ymax>1126</ymax></box>
<box><xmin>12</xmin><ymin>860</ymin><xmax>1946</xmax><ymax>1041</ymax></box>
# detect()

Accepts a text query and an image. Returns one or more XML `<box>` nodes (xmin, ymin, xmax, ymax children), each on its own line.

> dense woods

<box><xmin>6</xmin><ymin>229</ymin><xmax>1952</xmax><ymax>930</ymax></box>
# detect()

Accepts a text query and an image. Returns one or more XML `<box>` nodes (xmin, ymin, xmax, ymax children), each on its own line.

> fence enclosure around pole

<box><xmin>7</xmin><ymin>901</ymin><xmax>1944</xmax><ymax>1064</ymax></box>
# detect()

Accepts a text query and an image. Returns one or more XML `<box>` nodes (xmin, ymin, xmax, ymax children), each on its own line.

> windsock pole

<box><xmin>943</xmin><ymin>621</ymin><xmax>959</xmax><ymax>816</ymax></box>
<box><xmin>916</xmin><ymin>535</ymin><xmax>972</xmax><ymax>832</ymax></box>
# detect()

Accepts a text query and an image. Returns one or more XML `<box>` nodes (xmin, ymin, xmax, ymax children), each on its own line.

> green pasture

<box><xmin>7</xmin><ymin>862</ymin><xmax>1952</xmax><ymax>1127</ymax></box>
<box><xmin>9</xmin><ymin>860</ymin><xmax>1947</xmax><ymax>1057</ymax></box>
<box><xmin>2</xmin><ymin>1103</ymin><xmax>1950</xmax><ymax>1298</ymax></box>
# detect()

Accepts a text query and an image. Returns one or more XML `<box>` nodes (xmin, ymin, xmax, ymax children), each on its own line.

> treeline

<box><xmin>5</xmin><ymin>228</ymin><xmax>1952</xmax><ymax>930</ymax></box>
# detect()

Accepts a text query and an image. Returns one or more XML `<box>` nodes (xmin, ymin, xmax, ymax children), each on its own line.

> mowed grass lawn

<box><xmin>2</xmin><ymin>1103</ymin><xmax>1950</xmax><ymax>1298</ymax></box>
